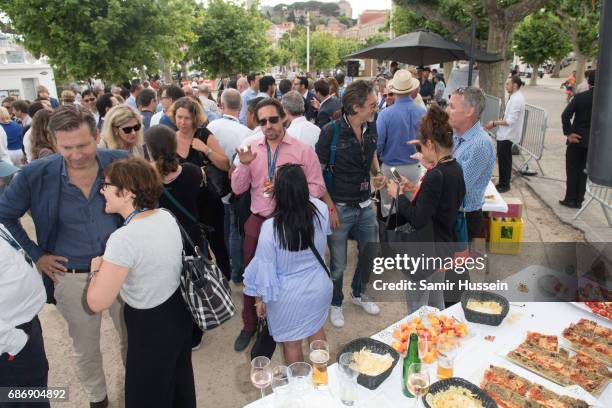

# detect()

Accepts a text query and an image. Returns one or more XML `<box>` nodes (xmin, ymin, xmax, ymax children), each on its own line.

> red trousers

<box><xmin>242</xmin><ymin>214</ymin><xmax>267</xmax><ymax>332</ymax></box>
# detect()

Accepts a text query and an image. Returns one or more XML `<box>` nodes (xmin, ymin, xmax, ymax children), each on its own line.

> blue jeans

<box><xmin>225</xmin><ymin>203</ymin><xmax>244</xmax><ymax>283</ymax></box>
<box><xmin>328</xmin><ymin>204</ymin><xmax>379</xmax><ymax>307</ymax></box>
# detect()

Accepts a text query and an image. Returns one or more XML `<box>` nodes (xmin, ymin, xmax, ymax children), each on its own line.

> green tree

<box><xmin>190</xmin><ymin>0</ymin><xmax>271</xmax><ymax>77</ymax></box>
<box><xmin>395</xmin><ymin>0</ymin><xmax>551</xmax><ymax>100</ymax></box>
<box><xmin>0</xmin><ymin>0</ymin><xmax>198</xmax><ymax>83</ymax></box>
<box><xmin>551</xmin><ymin>0</ymin><xmax>600</xmax><ymax>85</ymax></box>
<box><xmin>336</xmin><ymin>37</ymin><xmax>362</xmax><ymax>67</ymax></box>
<box><xmin>513</xmin><ymin>13</ymin><xmax>571</xmax><ymax>85</ymax></box>
<box><xmin>293</xmin><ymin>31</ymin><xmax>339</xmax><ymax>72</ymax></box>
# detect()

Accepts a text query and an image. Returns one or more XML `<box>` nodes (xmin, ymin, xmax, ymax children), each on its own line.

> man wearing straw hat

<box><xmin>376</xmin><ymin>69</ymin><xmax>426</xmax><ymax>217</ymax></box>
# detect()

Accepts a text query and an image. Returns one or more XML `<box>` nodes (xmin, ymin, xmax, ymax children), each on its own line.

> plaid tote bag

<box><xmin>165</xmin><ymin>209</ymin><xmax>236</xmax><ymax>330</ymax></box>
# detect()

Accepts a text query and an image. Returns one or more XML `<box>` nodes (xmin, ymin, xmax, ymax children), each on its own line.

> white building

<box><xmin>0</xmin><ymin>33</ymin><xmax>57</xmax><ymax>100</ymax></box>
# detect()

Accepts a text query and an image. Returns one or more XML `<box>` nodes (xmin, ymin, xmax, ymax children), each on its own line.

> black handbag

<box><xmin>195</xmin><ymin>128</ymin><xmax>231</xmax><ymax>198</ymax></box>
<box><xmin>250</xmin><ymin>318</ymin><xmax>276</xmax><ymax>360</ymax></box>
<box><xmin>163</xmin><ymin>209</ymin><xmax>236</xmax><ymax>331</ymax></box>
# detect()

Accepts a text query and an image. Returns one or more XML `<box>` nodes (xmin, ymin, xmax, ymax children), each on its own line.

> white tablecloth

<box><xmin>244</xmin><ymin>302</ymin><xmax>611</xmax><ymax>407</ymax></box>
<box><xmin>482</xmin><ymin>181</ymin><xmax>508</xmax><ymax>213</ymax></box>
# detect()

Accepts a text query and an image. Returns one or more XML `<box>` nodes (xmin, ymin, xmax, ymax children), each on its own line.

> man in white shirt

<box><xmin>197</xmin><ymin>84</ymin><xmax>222</xmax><ymax>117</ymax></box>
<box><xmin>207</xmin><ymin>89</ymin><xmax>253</xmax><ymax>284</ymax></box>
<box><xmin>207</xmin><ymin>89</ymin><xmax>252</xmax><ymax>171</ymax></box>
<box><xmin>282</xmin><ymin>91</ymin><xmax>321</xmax><ymax>149</ymax></box>
<box><xmin>0</xmin><ymin>224</ymin><xmax>48</xmax><ymax>401</ymax></box>
<box><xmin>485</xmin><ymin>75</ymin><xmax>526</xmax><ymax>193</ymax></box>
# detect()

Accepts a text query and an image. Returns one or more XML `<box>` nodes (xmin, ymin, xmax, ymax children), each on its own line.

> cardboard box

<box><xmin>491</xmin><ymin>197</ymin><xmax>523</xmax><ymax>218</ymax></box>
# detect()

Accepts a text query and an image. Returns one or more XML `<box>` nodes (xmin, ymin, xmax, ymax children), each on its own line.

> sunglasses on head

<box><xmin>117</xmin><ymin>123</ymin><xmax>142</xmax><ymax>133</ymax></box>
<box><xmin>258</xmin><ymin>116</ymin><xmax>280</xmax><ymax>126</ymax></box>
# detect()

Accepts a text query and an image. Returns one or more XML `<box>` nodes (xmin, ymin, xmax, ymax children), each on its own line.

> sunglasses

<box><xmin>83</xmin><ymin>98</ymin><xmax>96</xmax><ymax>103</ymax></box>
<box><xmin>116</xmin><ymin>123</ymin><xmax>142</xmax><ymax>133</ymax></box>
<box><xmin>258</xmin><ymin>116</ymin><xmax>280</xmax><ymax>126</ymax></box>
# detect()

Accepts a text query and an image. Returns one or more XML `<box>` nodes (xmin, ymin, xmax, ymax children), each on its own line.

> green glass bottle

<box><xmin>402</xmin><ymin>333</ymin><xmax>420</xmax><ymax>397</ymax></box>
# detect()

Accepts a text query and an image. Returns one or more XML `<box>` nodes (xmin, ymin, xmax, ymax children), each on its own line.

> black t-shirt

<box><xmin>316</xmin><ymin>115</ymin><xmax>377</xmax><ymax>204</ymax></box>
<box><xmin>159</xmin><ymin>162</ymin><xmax>204</xmax><ymax>252</ymax></box>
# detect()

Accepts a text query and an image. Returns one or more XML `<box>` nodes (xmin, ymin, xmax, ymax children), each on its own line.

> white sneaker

<box><xmin>330</xmin><ymin>306</ymin><xmax>345</xmax><ymax>328</ymax></box>
<box><xmin>351</xmin><ymin>293</ymin><xmax>380</xmax><ymax>315</ymax></box>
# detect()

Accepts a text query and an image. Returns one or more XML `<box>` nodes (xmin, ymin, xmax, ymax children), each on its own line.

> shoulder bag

<box><xmin>165</xmin><ymin>208</ymin><xmax>236</xmax><ymax>331</ymax></box>
<box><xmin>195</xmin><ymin>127</ymin><xmax>231</xmax><ymax>198</ymax></box>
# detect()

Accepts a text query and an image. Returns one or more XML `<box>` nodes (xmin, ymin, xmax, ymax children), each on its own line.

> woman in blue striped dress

<box><xmin>243</xmin><ymin>163</ymin><xmax>333</xmax><ymax>364</ymax></box>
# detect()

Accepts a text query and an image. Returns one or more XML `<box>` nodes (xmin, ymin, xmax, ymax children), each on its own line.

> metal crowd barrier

<box><xmin>574</xmin><ymin>181</ymin><xmax>612</xmax><ymax>227</ymax></box>
<box><xmin>513</xmin><ymin>104</ymin><xmax>547</xmax><ymax>175</ymax></box>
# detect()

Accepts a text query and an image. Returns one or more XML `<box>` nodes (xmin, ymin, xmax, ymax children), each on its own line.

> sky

<box><xmin>259</xmin><ymin>0</ymin><xmax>392</xmax><ymax>19</ymax></box>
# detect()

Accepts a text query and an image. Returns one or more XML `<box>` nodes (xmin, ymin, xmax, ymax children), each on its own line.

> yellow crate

<box><xmin>488</xmin><ymin>217</ymin><xmax>523</xmax><ymax>255</ymax></box>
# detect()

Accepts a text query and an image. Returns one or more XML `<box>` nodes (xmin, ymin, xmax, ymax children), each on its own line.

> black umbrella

<box><xmin>345</xmin><ymin>30</ymin><xmax>501</xmax><ymax>65</ymax></box>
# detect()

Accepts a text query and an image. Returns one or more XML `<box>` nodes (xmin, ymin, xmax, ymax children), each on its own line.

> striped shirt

<box><xmin>453</xmin><ymin>121</ymin><xmax>495</xmax><ymax>212</ymax></box>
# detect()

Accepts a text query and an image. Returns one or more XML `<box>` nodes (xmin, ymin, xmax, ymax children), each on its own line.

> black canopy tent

<box><xmin>344</xmin><ymin>30</ymin><xmax>502</xmax><ymax>67</ymax></box>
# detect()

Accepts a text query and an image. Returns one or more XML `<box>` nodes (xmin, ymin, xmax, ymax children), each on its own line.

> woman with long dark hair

<box><xmin>145</xmin><ymin>125</ymin><xmax>207</xmax><ymax>351</ymax></box>
<box><xmin>387</xmin><ymin>104</ymin><xmax>465</xmax><ymax>312</ymax></box>
<box><xmin>243</xmin><ymin>164</ymin><xmax>332</xmax><ymax>364</ymax></box>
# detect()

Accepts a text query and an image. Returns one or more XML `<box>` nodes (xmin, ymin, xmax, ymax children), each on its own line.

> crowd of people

<box><xmin>0</xmin><ymin>63</ymin><xmax>595</xmax><ymax>407</ymax></box>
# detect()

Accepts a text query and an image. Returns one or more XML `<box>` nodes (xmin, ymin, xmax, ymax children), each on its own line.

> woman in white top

<box><xmin>87</xmin><ymin>157</ymin><xmax>195</xmax><ymax>408</ymax></box>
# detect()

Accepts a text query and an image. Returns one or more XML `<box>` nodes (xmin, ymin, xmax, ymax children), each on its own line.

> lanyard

<box><xmin>0</xmin><ymin>227</ymin><xmax>33</xmax><ymax>266</ymax></box>
<box><xmin>123</xmin><ymin>208</ymin><xmax>149</xmax><ymax>226</ymax></box>
<box><xmin>0</xmin><ymin>227</ymin><xmax>22</xmax><ymax>251</ymax></box>
<box><xmin>266</xmin><ymin>140</ymin><xmax>281</xmax><ymax>180</ymax></box>
<box><xmin>223</xmin><ymin>114</ymin><xmax>240</xmax><ymax>123</ymax></box>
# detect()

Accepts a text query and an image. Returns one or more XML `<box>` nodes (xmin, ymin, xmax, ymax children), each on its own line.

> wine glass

<box><xmin>407</xmin><ymin>362</ymin><xmax>430</xmax><ymax>408</ymax></box>
<box><xmin>251</xmin><ymin>356</ymin><xmax>273</xmax><ymax>399</ymax></box>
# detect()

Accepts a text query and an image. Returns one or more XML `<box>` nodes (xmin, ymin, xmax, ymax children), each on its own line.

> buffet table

<box><xmin>244</xmin><ymin>301</ymin><xmax>611</xmax><ymax>407</ymax></box>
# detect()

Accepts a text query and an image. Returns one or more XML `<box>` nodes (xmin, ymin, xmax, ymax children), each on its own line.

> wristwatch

<box><xmin>206</xmin><ymin>147</ymin><xmax>213</xmax><ymax>157</ymax></box>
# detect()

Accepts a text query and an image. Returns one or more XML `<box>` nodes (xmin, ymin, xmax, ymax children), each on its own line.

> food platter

<box><xmin>571</xmin><ymin>302</ymin><xmax>612</xmax><ymax>322</ymax></box>
<box><xmin>496</xmin><ymin>332</ymin><xmax>611</xmax><ymax>398</ymax></box>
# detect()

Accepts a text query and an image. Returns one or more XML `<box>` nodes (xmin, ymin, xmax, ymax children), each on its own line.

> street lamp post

<box><xmin>306</xmin><ymin>12</ymin><xmax>310</xmax><ymax>74</ymax></box>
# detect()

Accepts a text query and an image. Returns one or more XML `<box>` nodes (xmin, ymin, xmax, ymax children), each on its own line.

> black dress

<box><xmin>397</xmin><ymin>159</ymin><xmax>466</xmax><ymax>305</ymax></box>
<box><xmin>159</xmin><ymin>162</ymin><xmax>206</xmax><ymax>255</ymax></box>
<box><xmin>177</xmin><ymin>127</ymin><xmax>231</xmax><ymax>280</ymax></box>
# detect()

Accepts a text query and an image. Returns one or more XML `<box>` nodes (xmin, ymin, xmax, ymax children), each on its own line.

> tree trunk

<box><xmin>443</xmin><ymin>63</ymin><xmax>453</xmax><ymax>83</ymax></box>
<box><xmin>479</xmin><ymin>24</ymin><xmax>512</xmax><ymax>102</ymax></box>
<box><xmin>575</xmin><ymin>52</ymin><xmax>586</xmax><ymax>87</ymax></box>
<box><xmin>529</xmin><ymin>72</ymin><xmax>538</xmax><ymax>86</ymax></box>
<box><xmin>551</xmin><ymin>58</ymin><xmax>562</xmax><ymax>78</ymax></box>
<box><xmin>181</xmin><ymin>61</ymin><xmax>189</xmax><ymax>81</ymax></box>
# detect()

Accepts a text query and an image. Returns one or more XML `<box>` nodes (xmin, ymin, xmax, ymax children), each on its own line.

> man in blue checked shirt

<box><xmin>447</xmin><ymin>87</ymin><xmax>495</xmax><ymax>241</ymax></box>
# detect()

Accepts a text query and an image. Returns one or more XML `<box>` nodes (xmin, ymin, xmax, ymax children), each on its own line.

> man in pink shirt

<box><xmin>231</xmin><ymin>98</ymin><xmax>329</xmax><ymax>351</ymax></box>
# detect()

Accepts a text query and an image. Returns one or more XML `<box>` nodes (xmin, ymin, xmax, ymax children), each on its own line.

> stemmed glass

<box><xmin>251</xmin><ymin>356</ymin><xmax>273</xmax><ymax>399</ymax></box>
<box><xmin>406</xmin><ymin>362</ymin><xmax>430</xmax><ymax>408</ymax></box>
